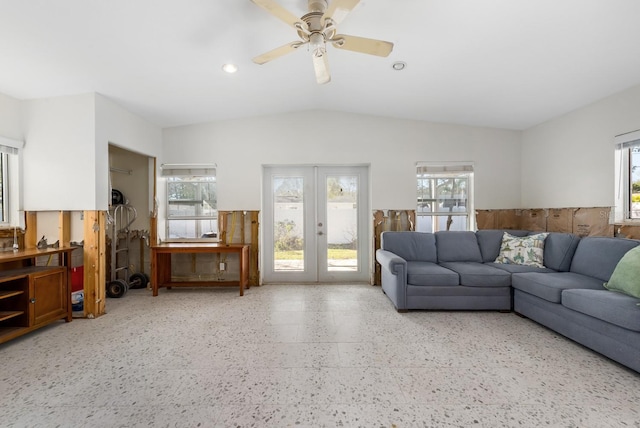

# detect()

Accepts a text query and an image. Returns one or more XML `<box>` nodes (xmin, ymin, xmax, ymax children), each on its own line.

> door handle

<box><xmin>318</xmin><ymin>231</ymin><xmax>324</xmax><ymax>236</ymax></box>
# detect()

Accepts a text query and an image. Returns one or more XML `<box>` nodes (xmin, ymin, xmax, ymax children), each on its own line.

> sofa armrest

<box><xmin>376</xmin><ymin>249</ymin><xmax>409</xmax><ymax>310</ymax></box>
<box><xmin>376</xmin><ymin>249</ymin><xmax>407</xmax><ymax>275</ymax></box>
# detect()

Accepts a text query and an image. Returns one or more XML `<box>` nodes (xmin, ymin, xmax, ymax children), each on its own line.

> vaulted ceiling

<box><xmin>1</xmin><ymin>0</ymin><xmax>640</xmax><ymax>130</ymax></box>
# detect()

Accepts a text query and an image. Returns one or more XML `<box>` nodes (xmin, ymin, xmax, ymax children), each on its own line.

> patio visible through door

<box><xmin>262</xmin><ymin>165</ymin><xmax>369</xmax><ymax>283</ymax></box>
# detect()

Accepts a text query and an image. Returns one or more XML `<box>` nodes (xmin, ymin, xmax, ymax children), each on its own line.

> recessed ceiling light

<box><xmin>392</xmin><ymin>61</ymin><xmax>407</xmax><ymax>71</ymax></box>
<box><xmin>222</xmin><ymin>63</ymin><xmax>238</xmax><ymax>74</ymax></box>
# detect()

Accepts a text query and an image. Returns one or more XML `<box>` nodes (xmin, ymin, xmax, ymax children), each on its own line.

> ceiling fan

<box><xmin>250</xmin><ymin>0</ymin><xmax>394</xmax><ymax>84</ymax></box>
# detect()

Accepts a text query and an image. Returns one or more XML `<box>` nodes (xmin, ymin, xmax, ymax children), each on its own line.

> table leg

<box><xmin>239</xmin><ymin>250</ymin><xmax>244</xmax><ymax>296</ymax></box>
<box><xmin>239</xmin><ymin>246</ymin><xmax>250</xmax><ymax>296</ymax></box>
<box><xmin>151</xmin><ymin>250</ymin><xmax>158</xmax><ymax>296</ymax></box>
<box><xmin>152</xmin><ymin>252</ymin><xmax>171</xmax><ymax>296</ymax></box>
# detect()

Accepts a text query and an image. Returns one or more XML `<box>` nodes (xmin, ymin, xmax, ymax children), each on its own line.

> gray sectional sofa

<box><xmin>376</xmin><ymin>230</ymin><xmax>640</xmax><ymax>373</ymax></box>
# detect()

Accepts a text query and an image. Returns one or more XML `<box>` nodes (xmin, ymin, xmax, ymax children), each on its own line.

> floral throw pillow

<box><xmin>494</xmin><ymin>232</ymin><xmax>549</xmax><ymax>267</ymax></box>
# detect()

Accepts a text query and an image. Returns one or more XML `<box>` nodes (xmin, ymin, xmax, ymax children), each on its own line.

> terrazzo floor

<box><xmin>1</xmin><ymin>284</ymin><xmax>639</xmax><ymax>428</ymax></box>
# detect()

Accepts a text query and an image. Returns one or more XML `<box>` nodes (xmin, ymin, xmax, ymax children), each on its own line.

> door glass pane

<box><xmin>273</xmin><ymin>176</ymin><xmax>304</xmax><ymax>271</ymax></box>
<box><xmin>326</xmin><ymin>175</ymin><xmax>358</xmax><ymax>272</ymax></box>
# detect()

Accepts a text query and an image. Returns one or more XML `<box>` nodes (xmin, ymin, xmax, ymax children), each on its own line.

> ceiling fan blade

<box><xmin>332</xmin><ymin>34</ymin><xmax>394</xmax><ymax>57</ymax></box>
<box><xmin>251</xmin><ymin>0</ymin><xmax>305</xmax><ymax>29</ymax></box>
<box><xmin>322</xmin><ymin>0</ymin><xmax>360</xmax><ymax>25</ymax></box>
<box><xmin>312</xmin><ymin>52</ymin><xmax>331</xmax><ymax>84</ymax></box>
<box><xmin>253</xmin><ymin>41</ymin><xmax>305</xmax><ymax>65</ymax></box>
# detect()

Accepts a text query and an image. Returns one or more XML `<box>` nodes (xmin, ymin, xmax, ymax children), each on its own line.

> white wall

<box><xmin>0</xmin><ymin>92</ymin><xmax>23</xmax><ymax>141</ymax></box>
<box><xmin>521</xmin><ymin>83</ymin><xmax>640</xmax><ymax>208</ymax></box>
<box><xmin>162</xmin><ymin>110</ymin><xmax>522</xmax><ymax>214</ymax></box>
<box><xmin>95</xmin><ymin>94</ymin><xmax>162</xmax><ymax>211</ymax></box>
<box><xmin>22</xmin><ymin>93</ymin><xmax>96</xmax><ymax>211</ymax></box>
<box><xmin>20</xmin><ymin>93</ymin><xmax>162</xmax><ymax>212</ymax></box>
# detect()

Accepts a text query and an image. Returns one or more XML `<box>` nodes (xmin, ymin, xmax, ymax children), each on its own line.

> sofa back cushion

<box><xmin>381</xmin><ymin>231</ymin><xmax>437</xmax><ymax>262</ymax></box>
<box><xmin>541</xmin><ymin>232</ymin><xmax>581</xmax><ymax>272</ymax></box>
<box><xmin>476</xmin><ymin>229</ymin><xmax>530</xmax><ymax>262</ymax></box>
<box><xmin>570</xmin><ymin>237</ymin><xmax>640</xmax><ymax>282</ymax></box>
<box><xmin>435</xmin><ymin>231</ymin><xmax>482</xmax><ymax>263</ymax></box>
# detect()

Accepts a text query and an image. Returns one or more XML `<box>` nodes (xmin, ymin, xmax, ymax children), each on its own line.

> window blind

<box><xmin>416</xmin><ymin>162</ymin><xmax>474</xmax><ymax>175</ymax></box>
<box><xmin>0</xmin><ymin>136</ymin><xmax>24</xmax><ymax>155</ymax></box>
<box><xmin>161</xmin><ymin>164</ymin><xmax>216</xmax><ymax>177</ymax></box>
<box><xmin>615</xmin><ymin>129</ymin><xmax>640</xmax><ymax>149</ymax></box>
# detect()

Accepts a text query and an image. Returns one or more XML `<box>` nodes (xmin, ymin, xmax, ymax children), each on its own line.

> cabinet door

<box><xmin>30</xmin><ymin>268</ymin><xmax>67</xmax><ymax>326</ymax></box>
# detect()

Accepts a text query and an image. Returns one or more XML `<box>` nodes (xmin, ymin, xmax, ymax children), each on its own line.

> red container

<box><xmin>71</xmin><ymin>266</ymin><xmax>84</xmax><ymax>292</ymax></box>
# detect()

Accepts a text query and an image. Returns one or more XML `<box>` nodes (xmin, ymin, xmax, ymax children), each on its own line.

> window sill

<box><xmin>615</xmin><ymin>221</ymin><xmax>640</xmax><ymax>226</ymax></box>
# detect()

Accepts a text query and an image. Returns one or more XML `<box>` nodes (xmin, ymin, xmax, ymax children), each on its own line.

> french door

<box><xmin>263</xmin><ymin>165</ymin><xmax>369</xmax><ymax>283</ymax></box>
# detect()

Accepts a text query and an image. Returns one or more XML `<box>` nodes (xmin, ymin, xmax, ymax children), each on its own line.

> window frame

<box><xmin>614</xmin><ymin>130</ymin><xmax>640</xmax><ymax>224</ymax></box>
<box><xmin>0</xmin><ymin>136</ymin><xmax>23</xmax><ymax>229</ymax></box>
<box><xmin>416</xmin><ymin>163</ymin><xmax>474</xmax><ymax>233</ymax></box>
<box><xmin>162</xmin><ymin>164</ymin><xmax>218</xmax><ymax>242</ymax></box>
<box><xmin>628</xmin><ymin>147</ymin><xmax>640</xmax><ymax>220</ymax></box>
<box><xmin>0</xmin><ymin>153</ymin><xmax>8</xmax><ymax>226</ymax></box>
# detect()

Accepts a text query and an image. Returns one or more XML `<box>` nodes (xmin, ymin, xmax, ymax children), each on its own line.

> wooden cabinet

<box><xmin>0</xmin><ymin>248</ymin><xmax>73</xmax><ymax>345</ymax></box>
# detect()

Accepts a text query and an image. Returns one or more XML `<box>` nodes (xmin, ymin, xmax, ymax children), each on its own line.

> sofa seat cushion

<box><xmin>561</xmin><ymin>289</ymin><xmax>640</xmax><ymax>332</ymax></box>
<box><xmin>439</xmin><ymin>262</ymin><xmax>511</xmax><ymax>287</ymax></box>
<box><xmin>406</xmin><ymin>261</ymin><xmax>459</xmax><ymax>286</ymax></box>
<box><xmin>486</xmin><ymin>262</ymin><xmax>555</xmax><ymax>274</ymax></box>
<box><xmin>512</xmin><ymin>272</ymin><xmax>605</xmax><ymax>303</ymax></box>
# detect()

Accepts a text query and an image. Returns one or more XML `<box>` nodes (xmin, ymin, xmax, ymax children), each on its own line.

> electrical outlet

<box><xmin>219</xmin><ymin>262</ymin><xmax>226</xmax><ymax>271</ymax></box>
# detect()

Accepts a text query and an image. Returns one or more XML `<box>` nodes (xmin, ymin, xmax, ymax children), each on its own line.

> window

<box><xmin>0</xmin><ymin>137</ymin><xmax>22</xmax><ymax>227</ymax></box>
<box><xmin>614</xmin><ymin>130</ymin><xmax>640</xmax><ymax>222</ymax></box>
<box><xmin>416</xmin><ymin>163</ymin><xmax>474</xmax><ymax>232</ymax></box>
<box><xmin>630</xmin><ymin>147</ymin><xmax>640</xmax><ymax>219</ymax></box>
<box><xmin>162</xmin><ymin>164</ymin><xmax>217</xmax><ymax>240</ymax></box>
<box><xmin>0</xmin><ymin>154</ymin><xmax>8</xmax><ymax>224</ymax></box>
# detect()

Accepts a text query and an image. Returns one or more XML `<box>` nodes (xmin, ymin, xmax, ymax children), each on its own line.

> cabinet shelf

<box><xmin>0</xmin><ymin>271</ymin><xmax>29</xmax><ymax>283</ymax></box>
<box><xmin>0</xmin><ymin>310</ymin><xmax>24</xmax><ymax>322</ymax></box>
<box><xmin>0</xmin><ymin>290</ymin><xmax>24</xmax><ymax>300</ymax></box>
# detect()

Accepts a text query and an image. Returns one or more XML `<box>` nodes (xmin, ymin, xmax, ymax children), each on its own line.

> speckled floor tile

<box><xmin>287</xmin><ymin>366</ymin><xmax>407</xmax><ymax>405</ymax></box>
<box><xmin>1</xmin><ymin>284</ymin><xmax>639</xmax><ymax>428</ymax></box>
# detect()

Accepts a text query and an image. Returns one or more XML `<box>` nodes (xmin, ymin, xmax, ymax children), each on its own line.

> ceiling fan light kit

<box><xmin>222</xmin><ymin>63</ymin><xmax>239</xmax><ymax>73</ymax></box>
<box><xmin>251</xmin><ymin>0</ymin><xmax>394</xmax><ymax>84</ymax></box>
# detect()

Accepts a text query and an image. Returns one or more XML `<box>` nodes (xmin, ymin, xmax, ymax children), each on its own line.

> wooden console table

<box><xmin>0</xmin><ymin>247</ymin><xmax>74</xmax><ymax>345</ymax></box>
<box><xmin>151</xmin><ymin>243</ymin><xmax>250</xmax><ymax>296</ymax></box>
